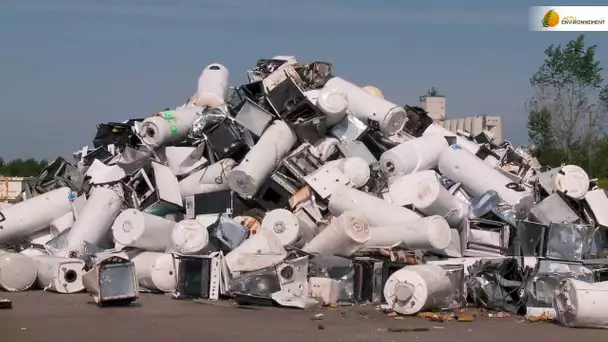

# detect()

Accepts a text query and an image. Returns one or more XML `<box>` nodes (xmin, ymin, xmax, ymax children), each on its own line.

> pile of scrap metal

<box><xmin>1</xmin><ymin>55</ymin><xmax>608</xmax><ymax>327</ymax></box>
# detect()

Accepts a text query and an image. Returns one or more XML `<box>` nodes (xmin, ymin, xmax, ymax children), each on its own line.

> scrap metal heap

<box><xmin>1</xmin><ymin>56</ymin><xmax>608</xmax><ymax>327</ymax></box>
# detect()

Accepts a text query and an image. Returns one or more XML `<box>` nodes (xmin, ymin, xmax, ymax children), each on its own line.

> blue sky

<box><xmin>1</xmin><ymin>0</ymin><xmax>607</xmax><ymax>160</ymax></box>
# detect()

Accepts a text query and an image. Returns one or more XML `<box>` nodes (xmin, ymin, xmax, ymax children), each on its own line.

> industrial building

<box><xmin>419</xmin><ymin>88</ymin><xmax>503</xmax><ymax>142</ymax></box>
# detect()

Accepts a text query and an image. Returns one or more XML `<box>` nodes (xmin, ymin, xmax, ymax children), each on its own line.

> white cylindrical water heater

<box><xmin>554</xmin><ymin>279</ymin><xmax>608</xmax><ymax>329</ymax></box>
<box><xmin>112</xmin><ymin>209</ymin><xmax>176</xmax><ymax>252</ymax></box>
<box><xmin>50</xmin><ymin>212</ymin><xmax>75</xmax><ymax>237</ymax></box>
<box><xmin>194</xmin><ymin>63</ymin><xmax>230</xmax><ymax>108</ymax></box>
<box><xmin>387</xmin><ymin>170</ymin><xmax>439</xmax><ymax>207</ymax></box>
<box><xmin>383</xmin><ymin>264</ymin><xmax>454</xmax><ymax>315</ymax></box>
<box><xmin>423</xmin><ymin>123</ymin><xmax>481</xmax><ymax>155</ymax></box>
<box><xmin>554</xmin><ymin>165</ymin><xmax>590</xmax><ymax>200</ymax></box>
<box><xmin>365</xmin><ymin>216</ymin><xmax>451</xmax><ymax>250</ymax></box>
<box><xmin>328</xmin><ymin>185</ymin><xmax>421</xmax><ymax>226</ymax></box>
<box><xmin>178</xmin><ymin>158</ymin><xmax>236</xmax><ymax>198</ymax></box>
<box><xmin>66</xmin><ymin>187</ymin><xmax>123</xmax><ymax>256</ymax></box>
<box><xmin>227</xmin><ymin>120</ymin><xmax>297</xmax><ymax>198</ymax></box>
<box><xmin>411</xmin><ymin>176</ymin><xmax>469</xmax><ymax>227</ymax></box>
<box><xmin>170</xmin><ymin>219</ymin><xmax>209</xmax><ymax>255</ymax></box>
<box><xmin>324</xmin><ymin>77</ymin><xmax>406</xmax><ymax>135</ymax></box>
<box><xmin>225</xmin><ymin>228</ymin><xmax>286</xmax><ymax>274</ymax></box>
<box><xmin>379</xmin><ymin>135</ymin><xmax>448</xmax><ymax>177</ymax></box>
<box><xmin>0</xmin><ymin>253</ymin><xmax>37</xmax><ymax>292</ymax></box>
<box><xmin>260</xmin><ymin>209</ymin><xmax>314</xmax><ymax>248</ymax></box>
<box><xmin>129</xmin><ymin>251</ymin><xmax>176</xmax><ymax>293</ymax></box>
<box><xmin>20</xmin><ymin>247</ymin><xmax>49</xmax><ymax>257</ymax></box>
<box><xmin>326</xmin><ymin>157</ymin><xmax>370</xmax><ymax>188</ymax></box>
<box><xmin>33</xmin><ymin>255</ymin><xmax>85</xmax><ymax>293</ymax></box>
<box><xmin>303</xmin><ymin>211</ymin><xmax>371</xmax><ymax>256</ymax></box>
<box><xmin>438</xmin><ymin>145</ymin><xmax>534</xmax><ymax>214</ymax></box>
<box><xmin>0</xmin><ymin>187</ymin><xmax>72</xmax><ymax>244</ymax></box>
<box><xmin>139</xmin><ymin>108</ymin><xmax>202</xmax><ymax>148</ymax></box>
<box><xmin>316</xmin><ymin>87</ymin><xmax>348</xmax><ymax>127</ymax></box>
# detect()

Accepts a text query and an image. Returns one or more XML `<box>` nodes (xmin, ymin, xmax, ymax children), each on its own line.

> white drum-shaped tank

<box><xmin>411</xmin><ymin>176</ymin><xmax>469</xmax><ymax>227</ymax></box>
<box><xmin>225</xmin><ymin>228</ymin><xmax>286</xmax><ymax>274</ymax></box>
<box><xmin>178</xmin><ymin>158</ymin><xmax>236</xmax><ymax>198</ymax></box>
<box><xmin>112</xmin><ymin>209</ymin><xmax>175</xmax><ymax>252</ymax></box>
<box><xmin>380</xmin><ymin>135</ymin><xmax>448</xmax><ymax>177</ymax></box>
<box><xmin>50</xmin><ymin>212</ymin><xmax>75</xmax><ymax>237</ymax></box>
<box><xmin>33</xmin><ymin>256</ymin><xmax>85</xmax><ymax>293</ymax></box>
<box><xmin>324</xmin><ymin>77</ymin><xmax>406</xmax><ymax>135</ymax></box>
<box><xmin>194</xmin><ymin>63</ymin><xmax>230</xmax><ymax>108</ymax></box>
<box><xmin>129</xmin><ymin>251</ymin><xmax>176</xmax><ymax>293</ymax></box>
<box><xmin>383</xmin><ymin>264</ymin><xmax>454</xmax><ymax>315</ymax></box>
<box><xmin>316</xmin><ymin>87</ymin><xmax>348</xmax><ymax>127</ymax></box>
<box><xmin>227</xmin><ymin>120</ymin><xmax>297</xmax><ymax>198</ymax></box>
<box><xmin>387</xmin><ymin>170</ymin><xmax>439</xmax><ymax>207</ymax></box>
<box><xmin>554</xmin><ymin>165</ymin><xmax>590</xmax><ymax>200</ymax></box>
<box><xmin>328</xmin><ymin>185</ymin><xmax>421</xmax><ymax>226</ymax></box>
<box><xmin>0</xmin><ymin>253</ymin><xmax>37</xmax><ymax>292</ymax></box>
<box><xmin>554</xmin><ymin>279</ymin><xmax>608</xmax><ymax>329</ymax></box>
<box><xmin>66</xmin><ymin>187</ymin><xmax>123</xmax><ymax>256</ymax></box>
<box><xmin>438</xmin><ymin>145</ymin><xmax>534</xmax><ymax>214</ymax></box>
<box><xmin>423</xmin><ymin>123</ymin><xmax>481</xmax><ymax>155</ymax></box>
<box><xmin>170</xmin><ymin>219</ymin><xmax>209</xmax><ymax>255</ymax></box>
<box><xmin>365</xmin><ymin>216</ymin><xmax>451</xmax><ymax>250</ymax></box>
<box><xmin>326</xmin><ymin>157</ymin><xmax>370</xmax><ymax>188</ymax></box>
<box><xmin>261</xmin><ymin>209</ymin><xmax>314</xmax><ymax>248</ymax></box>
<box><xmin>139</xmin><ymin>108</ymin><xmax>202</xmax><ymax>148</ymax></box>
<box><xmin>0</xmin><ymin>187</ymin><xmax>72</xmax><ymax>244</ymax></box>
<box><xmin>303</xmin><ymin>211</ymin><xmax>371</xmax><ymax>256</ymax></box>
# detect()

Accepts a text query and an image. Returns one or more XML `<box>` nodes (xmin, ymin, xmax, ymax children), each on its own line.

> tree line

<box><xmin>526</xmin><ymin>34</ymin><xmax>608</xmax><ymax>186</ymax></box>
<box><xmin>0</xmin><ymin>157</ymin><xmax>49</xmax><ymax>177</ymax></box>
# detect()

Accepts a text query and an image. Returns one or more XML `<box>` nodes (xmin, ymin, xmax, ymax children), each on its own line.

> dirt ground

<box><xmin>1</xmin><ymin>291</ymin><xmax>607</xmax><ymax>342</ymax></box>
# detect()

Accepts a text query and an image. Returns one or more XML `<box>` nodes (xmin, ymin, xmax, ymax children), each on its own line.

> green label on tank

<box><xmin>160</xmin><ymin>112</ymin><xmax>179</xmax><ymax>135</ymax></box>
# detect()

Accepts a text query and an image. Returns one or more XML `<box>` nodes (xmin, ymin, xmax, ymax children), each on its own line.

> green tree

<box><xmin>527</xmin><ymin>34</ymin><xmax>607</xmax><ymax>173</ymax></box>
<box><xmin>0</xmin><ymin>158</ymin><xmax>48</xmax><ymax>177</ymax></box>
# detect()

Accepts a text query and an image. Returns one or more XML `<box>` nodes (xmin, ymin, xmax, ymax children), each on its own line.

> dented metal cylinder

<box><xmin>303</xmin><ymin>211</ymin><xmax>371</xmax><ymax>256</ymax></box>
<box><xmin>33</xmin><ymin>256</ymin><xmax>85</xmax><ymax>293</ymax></box>
<box><xmin>411</xmin><ymin>176</ymin><xmax>469</xmax><ymax>227</ymax></box>
<box><xmin>112</xmin><ymin>209</ymin><xmax>176</xmax><ymax>252</ymax></box>
<box><xmin>438</xmin><ymin>145</ymin><xmax>534</xmax><ymax>214</ymax></box>
<box><xmin>65</xmin><ymin>187</ymin><xmax>123</xmax><ymax>257</ymax></box>
<box><xmin>380</xmin><ymin>135</ymin><xmax>448</xmax><ymax>177</ymax></box>
<box><xmin>194</xmin><ymin>63</ymin><xmax>230</xmax><ymax>108</ymax></box>
<box><xmin>554</xmin><ymin>279</ymin><xmax>608</xmax><ymax>329</ymax></box>
<box><xmin>128</xmin><ymin>251</ymin><xmax>177</xmax><ymax>293</ymax></box>
<box><xmin>324</xmin><ymin>77</ymin><xmax>406</xmax><ymax>135</ymax></box>
<box><xmin>328</xmin><ymin>185</ymin><xmax>421</xmax><ymax>226</ymax></box>
<box><xmin>0</xmin><ymin>253</ymin><xmax>37</xmax><ymax>292</ymax></box>
<box><xmin>383</xmin><ymin>264</ymin><xmax>453</xmax><ymax>315</ymax></box>
<box><xmin>227</xmin><ymin>120</ymin><xmax>297</xmax><ymax>198</ymax></box>
<box><xmin>364</xmin><ymin>216</ymin><xmax>452</xmax><ymax>250</ymax></box>
<box><xmin>170</xmin><ymin>219</ymin><xmax>209</xmax><ymax>255</ymax></box>
<box><xmin>261</xmin><ymin>209</ymin><xmax>314</xmax><ymax>248</ymax></box>
<box><xmin>0</xmin><ymin>187</ymin><xmax>72</xmax><ymax>244</ymax></box>
<box><xmin>326</xmin><ymin>157</ymin><xmax>370</xmax><ymax>188</ymax></box>
<box><xmin>139</xmin><ymin>108</ymin><xmax>202</xmax><ymax>148</ymax></box>
<box><xmin>316</xmin><ymin>86</ymin><xmax>348</xmax><ymax>127</ymax></box>
<box><xmin>178</xmin><ymin>158</ymin><xmax>236</xmax><ymax>198</ymax></box>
